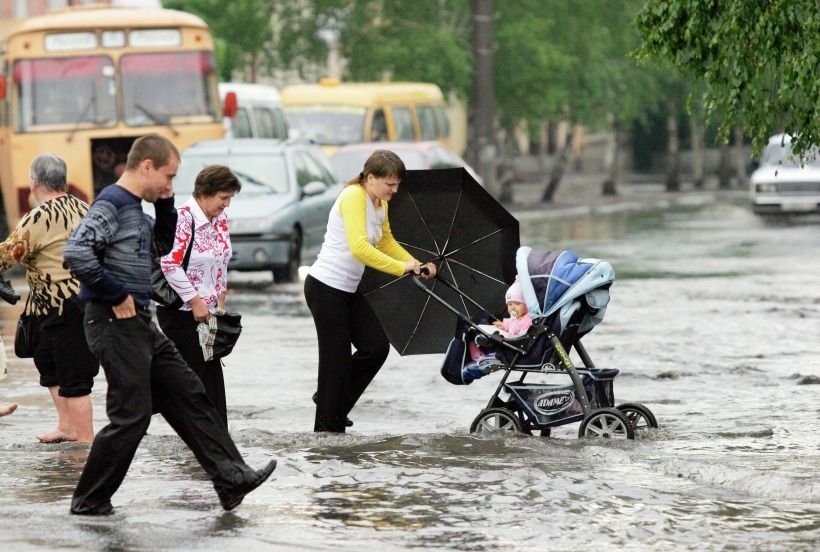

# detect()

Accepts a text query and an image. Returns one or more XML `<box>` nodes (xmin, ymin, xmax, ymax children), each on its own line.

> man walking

<box><xmin>64</xmin><ymin>134</ymin><xmax>275</xmax><ymax>515</ymax></box>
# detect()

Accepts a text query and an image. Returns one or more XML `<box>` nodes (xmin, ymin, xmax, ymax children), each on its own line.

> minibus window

<box><xmin>417</xmin><ymin>105</ymin><xmax>438</xmax><ymax>140</ymax></box>
<box><xmin>393</xmin><ymin>107</ymin><xmax>414</xmax><ymax>140</ymax></box>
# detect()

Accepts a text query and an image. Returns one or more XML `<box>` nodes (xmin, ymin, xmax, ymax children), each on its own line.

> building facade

<box><xmin>1</xmin><ymin>0</ymin><xmax>161</xmax><ymax>19</ymax></box>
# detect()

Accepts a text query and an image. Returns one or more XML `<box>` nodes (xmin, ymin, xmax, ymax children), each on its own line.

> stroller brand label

<box><xmin>534</xmin><ymin>392</ymin><xmax>574</xmax><ymax>414</ymax></box>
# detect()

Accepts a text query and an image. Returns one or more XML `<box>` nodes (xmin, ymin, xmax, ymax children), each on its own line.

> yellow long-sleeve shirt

<box><xmin>309</xmin><ymin>184</ymin><xmax>416</xmax><ymax>292</ymax></box>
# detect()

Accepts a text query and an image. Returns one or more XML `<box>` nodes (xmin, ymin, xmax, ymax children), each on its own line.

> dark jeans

<box><xmin>304</xmin><ymin>274</ymin><xmax>389</xmax><ymax>433</ymax></box>
<box><xmin>157</xmin><ymin>306</ymin><xmax>227</xmax><ymax>426</ymax></box>
<box><xmin>71</xmin><ymin>302</ymin><xmax>253</xmax><ymax>514</ymax></box>
<box><xmin>33</xmin><ymin>297</ymin><xmax>99</xmax><ymax>397</ymax></box>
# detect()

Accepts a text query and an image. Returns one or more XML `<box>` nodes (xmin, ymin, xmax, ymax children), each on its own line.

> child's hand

<box><xmin>492</xmin><ymin>320</ymin><xmax>503</xmax><ymax>328</ymax></box>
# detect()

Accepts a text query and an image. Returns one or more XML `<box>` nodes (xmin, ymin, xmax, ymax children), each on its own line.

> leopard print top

<box><xmin>0</xmin><ymin>195</ymin><xmax>89</xmax><ymax>315</ymax></box>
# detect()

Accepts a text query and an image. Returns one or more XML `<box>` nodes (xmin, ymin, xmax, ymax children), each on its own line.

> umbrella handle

<box><xmin>419</xmin><ymin>266</ymin><xmax>430</xmax><ymax>276</ymax></box>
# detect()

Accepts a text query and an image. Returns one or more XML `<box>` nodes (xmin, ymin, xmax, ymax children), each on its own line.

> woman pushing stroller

<box><xmin>304</xmin><ymin>150</ymin><xmax>436</xmax><ymax>433</ymax></box>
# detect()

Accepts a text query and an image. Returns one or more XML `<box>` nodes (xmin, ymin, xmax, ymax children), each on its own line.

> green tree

<box><xmin>164</xmin><ymin>0</ymin><xmax>274</xmax><ymax>82</ymax></box>
<box><xmin>634</xmin><ymin>0</ymin><xmax>820</xmax><ymax>159</ymax></box>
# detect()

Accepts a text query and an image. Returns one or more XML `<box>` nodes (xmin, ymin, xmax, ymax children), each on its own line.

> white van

<box><xmin>218</xmin><ymin>82</ymin><xmax>289</xmax><ymax>140</ymax></box>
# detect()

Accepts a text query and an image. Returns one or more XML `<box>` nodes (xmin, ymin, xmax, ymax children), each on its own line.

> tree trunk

<box><xmin>541</xmin><ymin>125</ymin><xmax>575</xmax><ymax>202</ymax></box>
<box><xmin>601</xmin><ymin>118</ymin><xmax>620</xmax><ymax>196</ymax></box>
<box><xmin>690</xmin><ymin>112</ymin><xmax>705</xmax><ymax>189</ymax></box>
<box><xmin>665</xmin><ymin>109</ymin><xmax>680</xmax><ymax>192</ymax></box>
<box><xmin>718</xmin><ymin>142</ymin><xmax>732</xmax><ymax>189</ymax></box>
<box><xmin>733</xmin><ymin>124</ymin><xmax>747</xmax><ymax>189</ymax></box>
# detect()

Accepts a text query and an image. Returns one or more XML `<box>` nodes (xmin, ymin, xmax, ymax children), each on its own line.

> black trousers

<box><xmin>304</xmin><ymin>274</ymin><xmax>389</xmax><ymax>433</ymax></box>
<box><xmin>157</xmin><ymin>306</ymin><xmax>227</xmax><ymax>427</ymax></box>
<box><xmin>71</xmin><ymin>302</ymin><xmax>253</xmax><ymax>514</ymax></box>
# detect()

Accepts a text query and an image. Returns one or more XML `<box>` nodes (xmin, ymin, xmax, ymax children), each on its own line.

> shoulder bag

<box><xmin>151</xmin><ymin>212</ymin><xmax>196</xmax><ymax>309</ymax></box>
<box><xmin>14</xmin><ymin>295</ymin><xmax>40</xmax><ymax>358</ymax></box>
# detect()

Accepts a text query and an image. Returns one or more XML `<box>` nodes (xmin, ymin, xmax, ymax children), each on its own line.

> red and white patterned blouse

<box><xmin>160</xmin><ymin>197</ymin><xmax>232</xmax><ymax>310</ymax></box>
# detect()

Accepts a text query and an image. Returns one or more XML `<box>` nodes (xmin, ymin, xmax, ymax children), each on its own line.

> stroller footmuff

<box><xmin>439</xmin><ymin>247</ymin><xmax>659</xmax><ymax>439</ymax></box>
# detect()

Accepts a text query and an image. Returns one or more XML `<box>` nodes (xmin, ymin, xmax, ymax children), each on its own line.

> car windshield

<box><xmin>285</xmin><ymin>106</ymin><xmax>366</xmax><ymax>145</ymax></box>
<box><xmin>760</xmin><ymin>140</ymin><xmax>820</xmax><ymax>168</ymax></box>
<box><xmin>331</xmin><ymin>149</ymin><xmax>426</xmax><ymax>181</ymax></box>
<box><xmin>176</xmin><ymin>152</ymin><xmax>289</xmax><ymax>195</ymax></box>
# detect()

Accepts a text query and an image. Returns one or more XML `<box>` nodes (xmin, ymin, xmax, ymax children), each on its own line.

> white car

<box><xmin>148</xmin><ymin>139</ymin><xmax>341</xmax><ymax>282</ymax></box>
<box><xmin>330</xmin><ymin>141</ymin><xmax>484</xmax><ymax>186</ymax></box>
<box><xmin>750</xmin><ymin>134</ymin><xmax>820</xmax><ymax>216</ymax></box>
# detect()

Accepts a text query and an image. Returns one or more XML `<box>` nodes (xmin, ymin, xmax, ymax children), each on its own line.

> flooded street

<box><xmin>1</xmin><ymin>192</ymin><xmax>819</xmax><ymax>551</ymax></box>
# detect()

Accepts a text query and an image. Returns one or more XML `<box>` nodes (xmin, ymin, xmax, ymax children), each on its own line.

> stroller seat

<box><xmin>440</xmin><ymin>248</ymin><xmax>615</xmax><ymax>386</ymax></box>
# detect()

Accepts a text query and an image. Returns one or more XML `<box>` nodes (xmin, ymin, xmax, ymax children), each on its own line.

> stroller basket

<box><xmin>506</xmin><ymin>368</ymin><xmax>618</xmax><ymax>427</ymax></box>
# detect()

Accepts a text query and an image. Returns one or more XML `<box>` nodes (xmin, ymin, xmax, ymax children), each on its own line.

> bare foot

<box><xmin>0</xmin><ymin>403</ymin><xmax>17</xmax><ymax>417</ymax></box>
<box><xmin>36</xmin><ymin>428</ymin><xmax>78</xmax><ymax>444</ymax></box>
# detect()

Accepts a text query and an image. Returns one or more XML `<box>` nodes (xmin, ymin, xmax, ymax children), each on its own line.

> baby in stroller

<box><xmin>465</xmin><ymin>277</ymin><xmax>533</xmax><ymax>378</ymax></box>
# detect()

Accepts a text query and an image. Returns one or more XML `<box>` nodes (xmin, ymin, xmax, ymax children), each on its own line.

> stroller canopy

<box><xmin>516</xmin><ymin>247</ymin><xmax>615</xmax><ymax>335</ymax></box>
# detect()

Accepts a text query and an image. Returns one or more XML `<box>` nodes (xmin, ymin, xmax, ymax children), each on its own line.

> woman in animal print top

<box><xmin>0</xmin><ymin>153</ymin><xmax>99</xmax><ymax>443</ymax></box>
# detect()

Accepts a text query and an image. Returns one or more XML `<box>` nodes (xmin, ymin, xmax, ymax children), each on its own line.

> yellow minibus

<box><xmin>280</xmin><ymin>79</ymin><xmax>454</xmax><ymax>155</ymax></box>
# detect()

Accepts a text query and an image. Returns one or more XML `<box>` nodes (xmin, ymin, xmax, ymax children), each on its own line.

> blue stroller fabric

<box><xmin>440</xmin><ymin>247</ymin><xmax>614</xmax><ymax>385</ymax></box>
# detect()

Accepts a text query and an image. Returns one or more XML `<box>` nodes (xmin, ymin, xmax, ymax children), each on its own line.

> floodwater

<box><xmin>1</xmin><ymin>191</ymin><xmax>819</xmax><ymax>551</ymax></box>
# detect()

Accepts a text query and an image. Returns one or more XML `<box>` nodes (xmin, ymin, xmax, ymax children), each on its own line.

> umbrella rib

<box><xmin>404</xmin><ymin>190</ymin><xmax>443</xmax><ymax>257</ymax></box>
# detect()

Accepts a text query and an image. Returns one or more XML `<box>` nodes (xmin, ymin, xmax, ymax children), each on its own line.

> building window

<box><xmin>13</xmin><ymin>0</ymin><xmax>27</xmax><ymax>18</ymax></box>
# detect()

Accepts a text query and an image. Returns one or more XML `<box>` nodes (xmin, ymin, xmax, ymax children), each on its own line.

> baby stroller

<box><xmin>438</xmin><ymin>247</ymin><xmax>657</xmax><ymax>439</ymax></box>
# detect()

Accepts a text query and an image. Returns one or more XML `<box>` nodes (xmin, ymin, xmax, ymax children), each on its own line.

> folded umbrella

<box><xmin>197</xmin><ymin>309</ymin><xmax>242</xmax><ymax>361</ymax></box>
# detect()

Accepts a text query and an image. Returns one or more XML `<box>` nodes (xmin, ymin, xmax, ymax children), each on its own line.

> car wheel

<box><xmin>273</xmin><ymin>231</ymin><xmax>301</xmax><ymax>283</ymax></box>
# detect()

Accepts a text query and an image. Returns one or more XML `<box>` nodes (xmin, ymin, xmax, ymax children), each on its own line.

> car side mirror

<box><xmin>302</xmin><ymin>180</ymin><xmax>328</xmax><ymax>197</ymax></box>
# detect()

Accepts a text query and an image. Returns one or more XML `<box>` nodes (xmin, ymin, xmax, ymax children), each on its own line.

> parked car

<box><xmin>750</xmin><ymin>134</ymin><xmax>820</xmax><ymax>216</ymax></box>
<box><xmin>160</xmin><ymin>139</ymin><xmax>341</xmax><ymax>282</ymax></box>
<box><xmin>329</xmin><ymin>140</ymin><xmax>484</xmax><ymax>186</ymax></box>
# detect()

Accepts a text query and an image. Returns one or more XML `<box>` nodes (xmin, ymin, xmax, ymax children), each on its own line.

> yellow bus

<box><xmin>281</xmin><ymin>78</ymin><xmax>458</xmax><ymax>156</ymax></box>
<box><xmin>0</xmin><ymin>4</ymin><xmax>224</xmax><ymax>228</ymax></box>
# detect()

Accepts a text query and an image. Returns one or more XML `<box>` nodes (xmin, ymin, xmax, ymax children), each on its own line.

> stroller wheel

<box><xmin>616</xmin><ymin>402</ymin><xmax>658</xmax><ymax>431</ymax></box>
<box><xmin>579</xmin><ymin>407</ymin><xmax>635</xmax><ymax>440</ymax></box>
<box><xmin>470</xmin><ymin>408</ymin><xmax>523</xmax><ymax>434</ymax></box>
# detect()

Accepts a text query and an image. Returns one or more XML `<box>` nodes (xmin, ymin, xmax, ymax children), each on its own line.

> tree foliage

<box><xmin>634</xmin><ymin>0</ymin><xmax>820</xmax><ymax>158</ymax></box>
<box><xmin>164</xmin><ymin>0</ymin><xmax>274</xmax><ymax>81</ymax></box>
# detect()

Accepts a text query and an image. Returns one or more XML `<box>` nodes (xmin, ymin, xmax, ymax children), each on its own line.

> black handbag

<box><xmin>151</xmin><ymin>216</ymin><xmax>195</xmax><ymax>309</ymax></box>
<box><xmin>14</xmin><ymin>295</ymin><xmax>40</xmax><ymax>358</ymax></box>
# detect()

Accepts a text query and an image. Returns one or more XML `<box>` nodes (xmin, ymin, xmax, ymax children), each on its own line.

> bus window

<box><xmin>436</xmin><ymin>105</ymin><xmax>450</xmax><ymax>139</ymax></box>
<box><xmin>392</xmin><ymin>107</ymin><xmax>415</xmax><ymax>140</ymax></box>
<box><xmin>417</xmin><ymin>105</ymin><xmax>438</xmax><ymax>140</ymax></box>
<box><xmin>120</xmin><ymin>51</ymin><xmax>217</xmax><ymax>127</ymax></box>
<box><xmin>14</xmin><ymin>56</ymin><xmax>117</xmax><ymax>131</ymax></box>
<box><xmin>370</xmin><ymin>109</ymin><xmax>387</xmax><ymax>141</ymax></box>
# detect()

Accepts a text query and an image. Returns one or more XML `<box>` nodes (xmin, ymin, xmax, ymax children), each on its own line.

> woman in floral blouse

<box><xmin>156</xmin><ymin>165</ymin><xmax>241</xmax><ymax>426</ymax></box>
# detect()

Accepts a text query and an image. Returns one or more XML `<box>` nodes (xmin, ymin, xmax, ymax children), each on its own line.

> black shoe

<box><xmin>0</xmin><ymin>276</ymin><xmax>20</xmax><ymax>305</ymax></box>
<box><xmin>70</xmin><ymin>502</ymin><xmax>114</xmax><ymax>516</ymax></box>
<box><xmin>216</xmin><ymin>460</ymin><xmax>277</xmax><ymax>511</ymax></box>
<box><xmin>313</xmin><ymin>392</ymin><xmax>353</xmax><ymax>427</ymax></box>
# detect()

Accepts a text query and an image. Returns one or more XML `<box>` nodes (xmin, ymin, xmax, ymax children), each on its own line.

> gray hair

<box><xmin>30</xmin><ymin>153</ymin><xmax>68</xmax><ymax>192</ymax></box>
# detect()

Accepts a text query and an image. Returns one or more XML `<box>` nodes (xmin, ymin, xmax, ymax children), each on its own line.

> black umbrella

<box><xmin>360</xmin><ymin>167</ymin><xmax>519</xmax><ymax>355</ymax></box>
